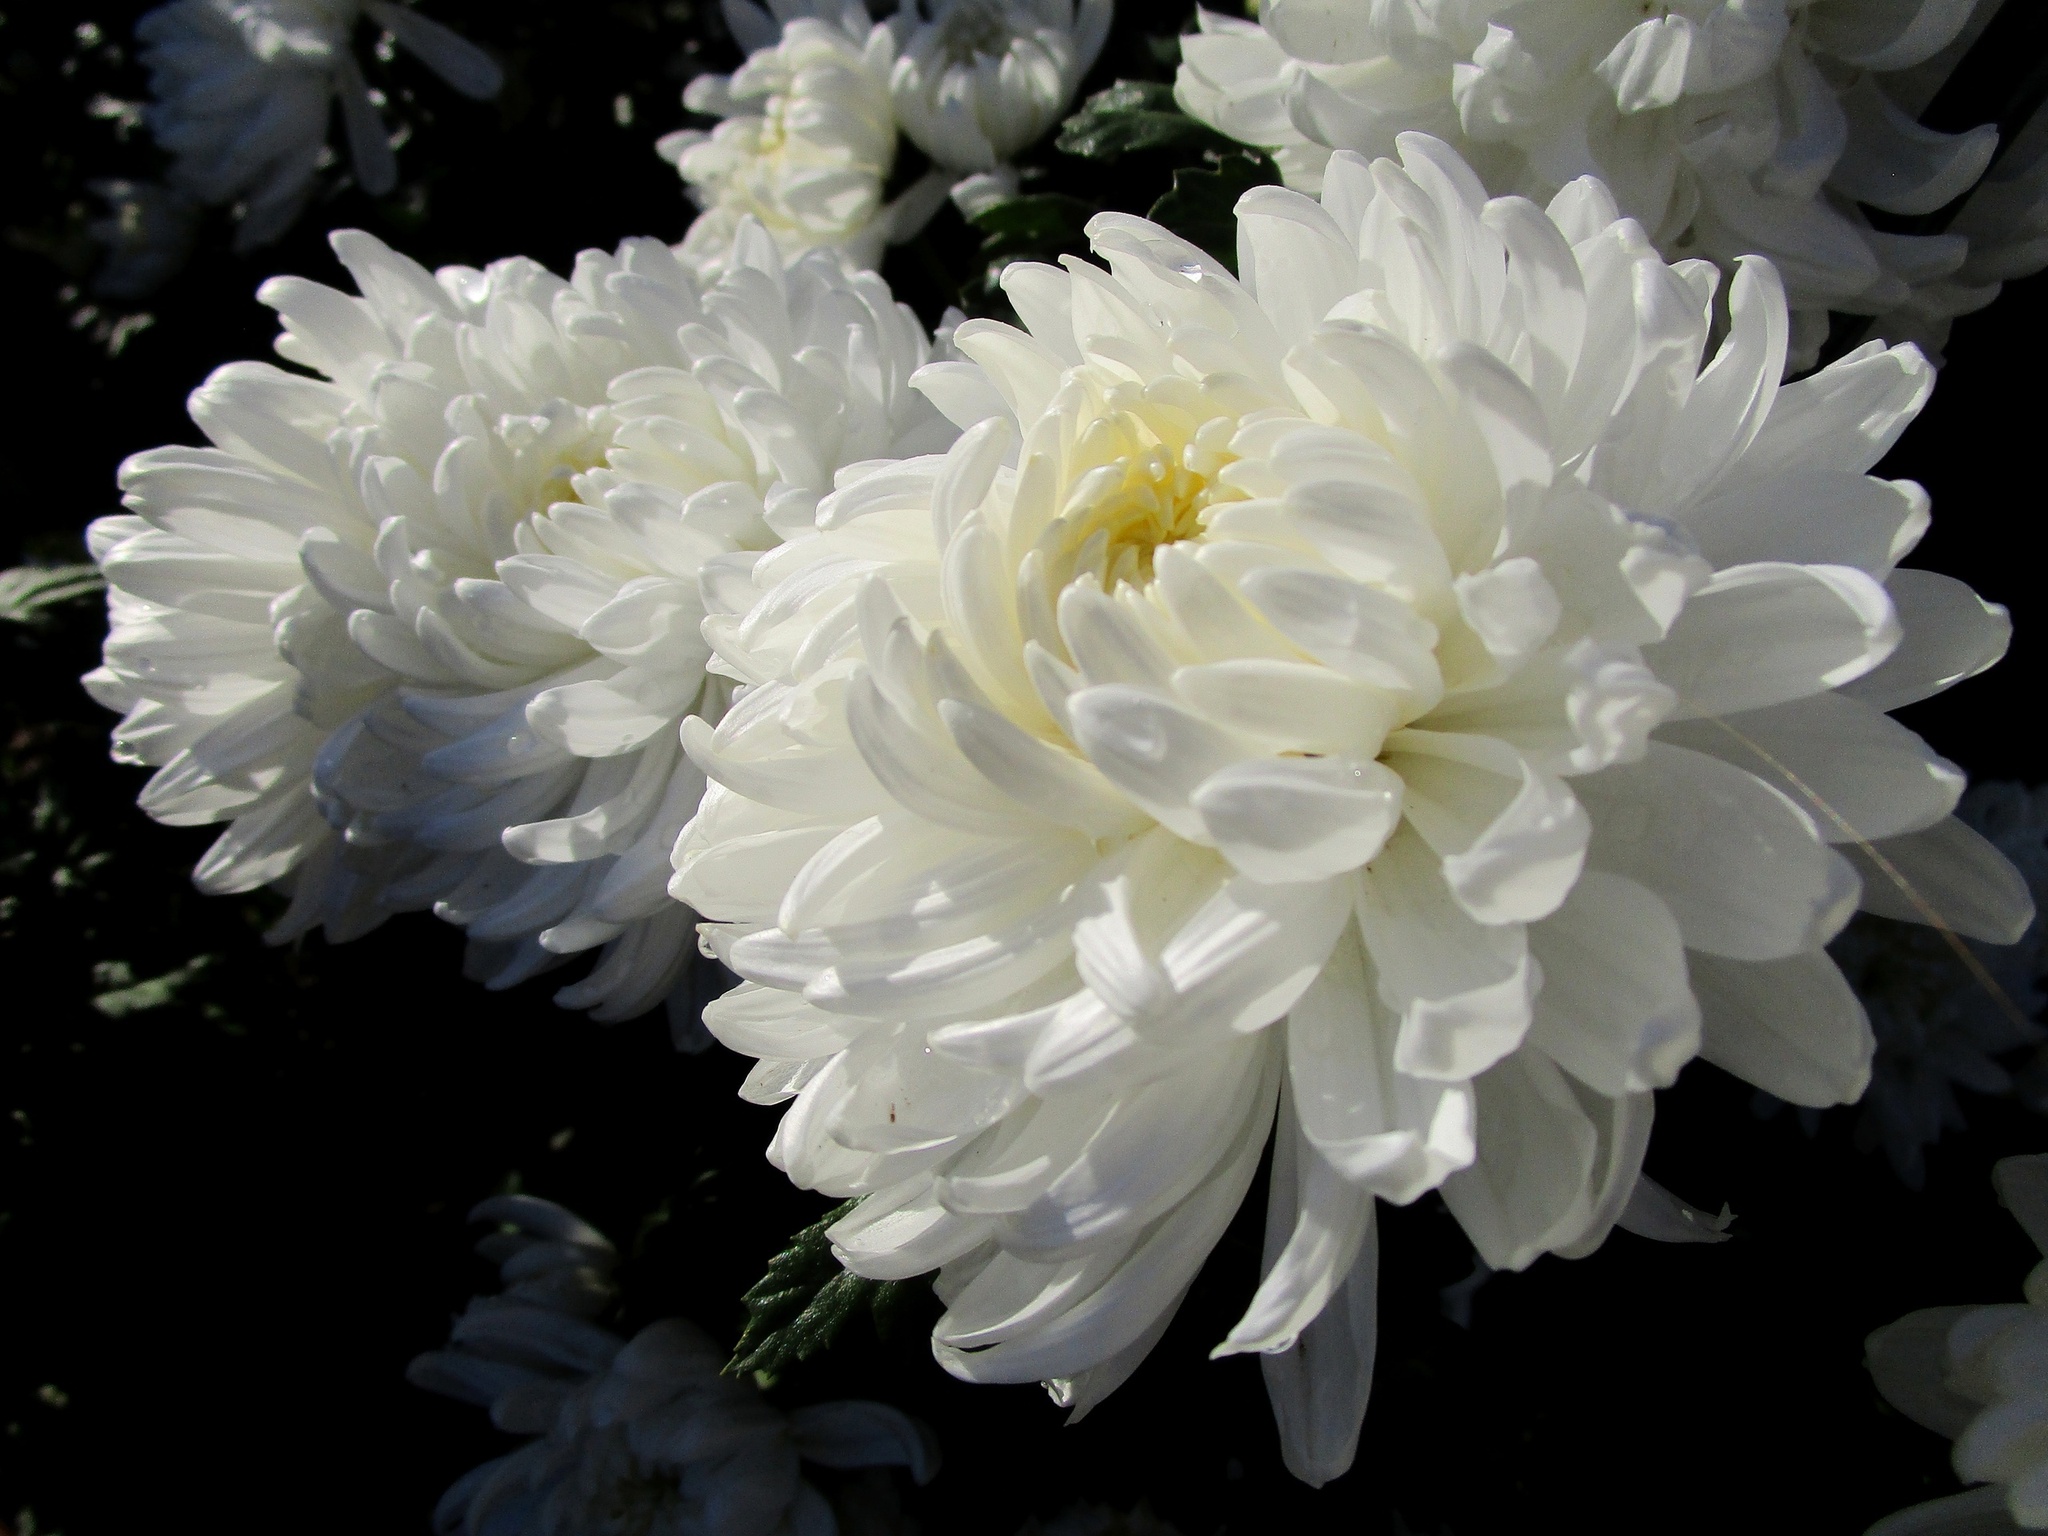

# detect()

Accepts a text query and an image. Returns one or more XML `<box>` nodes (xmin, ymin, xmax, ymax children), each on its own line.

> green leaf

<box><xmin>969</xmin><ymin>192</ymin><xmax>1097</xmax><ymax>257</ymax></box>
<box><xmin>727</xmin><ymin>1199</ymin><xmax>906</xmax><ymax>1380</ymax></box>
<box><xmin>1055</xmin><ymin>80</ymin><xmax>1239</xmax><ymax>161</ymax></box>
<box><xmin>1146</xmin><ymin>149</ymin><xmax>1282</xmax><ymax>273</ymax></box>
<box><xmin>0</xmin><ymin>564</ymin><xmax>103</xmax><ymax>627</ymax></box>
<box><xmin>968</xmin><ymin>192</ymin><xmax>1098</xmax><ymax>299</ymax></box>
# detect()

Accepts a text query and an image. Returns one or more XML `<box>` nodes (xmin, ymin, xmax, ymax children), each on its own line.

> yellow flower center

<box><xmin>1052</xmin><ymin>410</ymin><xmax>1241</xmax><ymax>591</ymax></box>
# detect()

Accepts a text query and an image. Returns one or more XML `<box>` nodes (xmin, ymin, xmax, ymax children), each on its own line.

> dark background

<box><xmin>5</xmin><ymin>3</ymin><xmax>2048</xmax><ymax>1533</ymax></box>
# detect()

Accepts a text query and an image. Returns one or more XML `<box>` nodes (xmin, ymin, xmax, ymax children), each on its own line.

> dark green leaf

<box><xmin>968</xmin><ymin>193</ymin><xmax>1098</xmax><ymax>302</ymax></box>
<box><xmin>969</xmin><ymin>193</ymin><xmax>1097</xmax><ymax>255</ymax></box>
<box><xmin>1056</xmin><ymin>79</ymin><xmax>1239</xmax><ymax>161</ymax></box>
<box><xmin>726</xmin><ymin>1199</ymin><xmax>906</xmax><ymax>1380</ymax></box>
<box><xmin>1146</xmin><ymin>149</ymin><xmax>1282</xmax><ymax>274</ymax></box>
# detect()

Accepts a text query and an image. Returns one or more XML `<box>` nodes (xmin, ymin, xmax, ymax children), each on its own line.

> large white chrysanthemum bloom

<box><xmin>410</xmin><ymin>1195</ymin><xmax>939</xmax><ymax>1536</ymax></box>
<box><xmin>1837</xmin><ymin>781</ymin><xmax>2048</xmax><ymax>1188</ymax></box>
<box><xmin>136</xmin><ymin>0</ymin><xmax>502</xmax><ymax>250</ymax></box>
<box><xmin>890</xmin><ymin>0</ymin><xmax>1112</xmax><ymax>174</ymax></box>
<box><xmin>661</xmin><ymin>1</ymin><xmax>942</xmax><ymax>274</ymax></box>
<box><xmin>87</xmin><ymin>221</ymin><xmax>954</xmax><ymax>1023</ymax></box>
<box><xmin>1867</xmin><ymin>1155</ymin><xmax>2048</xmax><ymax>1533</ymax></box>
<box><xmin>673</xmin><ymin>134</ymin><xmax>2026</xmax><ymax>1482</ymax></box>
<box><xmin>1175</xmin><ymin>1</ymin><xmax>2014</xmax><ymax>367</ymax></box>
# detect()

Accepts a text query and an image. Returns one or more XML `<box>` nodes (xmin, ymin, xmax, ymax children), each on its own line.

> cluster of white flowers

<box><xmin>88</xmin><ymin>218</ymin><xmax>954</xmax><ymax>1023</ymax></box>
<box><xmin>131</xmin><ymin>0</ymin><xmax>502</xmax><ymax>255</ymax></box>
<box><xmin>90</xmin><ymin>118</ymin><xmax>2032</xmax><ymax>1483</ymax></box>
<box><xmin>659</xmin><ymin>0</ymin><xmax>1109</xmax><ymax>270</ymax></box>
<box><xmin>670</xmin><ymin>135</ymin><xmax>2023</xmax><ymax>1482</ymax></box>
<box><xmin>1174</xmin><ymin>0</ymin><xmax>2043</xmax><ymax>369</ymax></box>
<box><xmin>1836</xmin><ymin>781</ymin><xmax>2048</xmax><ymax>1187</ymax></box>
<box><xmin>1867</xmin><ymin>1154</ymin><xmax>2048</xmax><ymax>1533</ymax></box>
<box><xmin>410</xmin><ymin>1194</ymin><xmax>938</xmax><ymax>1535</ymax></box>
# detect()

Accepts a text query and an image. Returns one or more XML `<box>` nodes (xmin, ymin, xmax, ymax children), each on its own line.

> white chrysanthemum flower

<box><xmin>890</xmin><ymin>0</ymin><xmax>1112</xmax><ymax>174</ymax></box>
<box><xmin>410</xmin><ymin>1195</ymin><xmax>939</xmax><ymax>1536</ymax></box>
<box><xmin>1836</xmin><ymin>781</ymin><xmax>2048</xmax><ymax>1187</ymax></box>
<box><xmin>660</xmin><ymin>1</ymin><xmax>947</xmax><ymax>274</ymax></box>
<box><xmin>673</xmin><ymin>134</ymin><xmax>2025</xmax><ymax>1482</ymax></box>
<box><xmin>1175</xmin><ymin>1</ymin><xmax>2012</xmax><ymax>367</ymax></box>
<box><xmin>87</xmin><ymin>222</ymin><xmax>953</xmax><ymax>1022</ymax></box>
<box><xmin>136</xmin><ymin>0</ymin><xmax>502</xmax><ymax>250</ymax></box>
<box><xmin>1867</xmin><ymin>1155</ymin><xmax>2048</xmax><ymax>1534</ymax></box>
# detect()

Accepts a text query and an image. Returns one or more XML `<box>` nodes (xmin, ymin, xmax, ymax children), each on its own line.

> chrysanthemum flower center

<box><xmin>600</xmin><ymin>1461</ymin><xmax>683</xmax><ymax>1536</ymax></box>
<box><xmin>1054</xmin><ymin>412</ymin><xmax>1240</xmax><ymax>591</ymax></box>
<box><xmin>501</xmin><ymin>404</ymin><xmax>614</xmax><ymax>523</ymax></box>
<box><xmin>935</xmin><ymin>1</ymin><xmax>1011</xmax><ymax>64</ymax></box>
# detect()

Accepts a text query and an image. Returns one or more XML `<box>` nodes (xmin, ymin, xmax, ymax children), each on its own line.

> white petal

<box><xmin>1287</xmin><ymin>923</ymin><xmax>1476</xmax><ymax>1203</ymax></box>
<box><xmin>1066</xmin><ymin>684</ymin><xmax>1242</xmax><ymax>842</ymax></box>
<box><xmin>1840</xmin><ymin>568</ymin><xmax>2011</xmax><ymax>712</ymax></box>
<box><xmin>1579</xmin><ymin>742</ymin><xmax>1861</xmax><ymax>961</ymax></box>
<box><xmin>1440</xmin><ymin>1052</ymin><xmax>1599</xmax><ymax>1272</ymax></box>
<box><xmin>1527</xmin><ymin>871</ymin><xmax>1700</xmax><ymax>1095</ymax></box>
<box><xmin>786</xmin><ymin>1401</ymin><xmax>940</xmax><ymax>1483</ymax></box>
<box><xmin>1691</xmin><ymin>950</ymin><xmax>1874</xmax><ymax>1106</ymax></box>
<box><xmin>1259</xmin><ymin>1221</ymin><xmax>1378</xmax><ymax>1491</ymax></box>
<box><xmin>1844</xmin><ymin>815</ymin><xmax>2034</xmax><ymax>944</ymax></box>
<box><xmin>1647</xmin><ymin>562</ymin><xmax>1899</xmax><ymax>719</ymax></box>
<box><xmin>1192</xmin><ymin>755</ymin><xmax>1404</xmax><ymax>884</ymax></box>
<box><xmin>1216</xmin><ymin>1088</ymin><xmax>1374</xmax><ymax>1358</ymax></box>
<box><xmin>1359</xmin><ymin>827</ymin><xmax>1535</xmax><ymax>1083</ymax></box>
<box><xmin>1656</xmin><ymin>691</ymin><xmax>1963</xmax><ymax>846</ymax></box>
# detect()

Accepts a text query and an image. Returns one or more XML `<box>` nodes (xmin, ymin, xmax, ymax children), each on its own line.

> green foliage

<box><xmin>726</xmin><ymin>1199</ymin><xmax>906</xmax><ymax>1381</ymax></box>
<box><xmin>1055</xmin><ymin>80</ymin><xmax>1239</xmax><ymax>162</ymax></box>
<box><xmin>1146</xmin><ymin>149</ymin><xmax>1282</xmax><ymax>274</ymax></box>
<box><xmin>0</xmin><ymin>566</ymin><xmax>103</xmax><ymax>629</ymax></box>
<box><xmin>968</xmin><ymin>192</ymin><xmax>1098</xmax><ymax>299</ymax></box>
<box><xmin>970</xmin><ymin>193</ymin><xmax>1098</xmax><ymax>258</ymax></box>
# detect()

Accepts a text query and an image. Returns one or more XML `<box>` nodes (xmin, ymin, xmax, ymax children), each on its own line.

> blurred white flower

<box><xmin>674</xmin><ymin>134</ymin><xmax>2022</xmax><ymax>1483</ymax></box>
<box><xmin>410</xmin><ymin>1194</ymin><xmax>940</xmax><ymax>1536</ymax></box>
<box><xmin>86</xmin><ymin>179</ymin><xmax>200</xmax><ymax>299</ymax></box>
<box><xmin>135</xmin><ymin>0</ymin><xmax>502</xmax><ymax>251</ymax></box>
<box><xmin>87</xmin><ymin>221</ymin><xmax>953</xmax><ymax>1024</ymax></box>
<box><xmin>1872</xmin><ymin>107</ymin><xmax>2048</xmax><ymax>364</ymax></box>
<box><xmin>1175</xmin><ymin>0</ymin><xmax>2016</xmax><ymax>369</ymax></box>
<box><xmin>661</xmin><ymin>2</ymin><xmax>944</xmax><ymax>273</ymax></box>
<box><xmin>1867</xmin><ymin>1155</ymin><xmax>2048</xmax><ymax>1534</ymax></box>
<box><xmin>1837</xmin><ymin>782</ymin><xmax>2048</xmax><ymax>1187</ymax></box>
<box><xmin>890</xmin><ymin>0</ymin><xmax>1111</xmax><ymax>174</ymax></box>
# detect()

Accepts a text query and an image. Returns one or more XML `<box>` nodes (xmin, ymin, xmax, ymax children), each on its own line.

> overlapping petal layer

<box><xmin>662</xmin><ymin>2</ymin><xmax>921</xmax><ymax>272</ymax></box>
<box><xmin>1175</xmin><ymin>0</ymin><xmax>2019</xmax><ymax>367</ymax></box>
